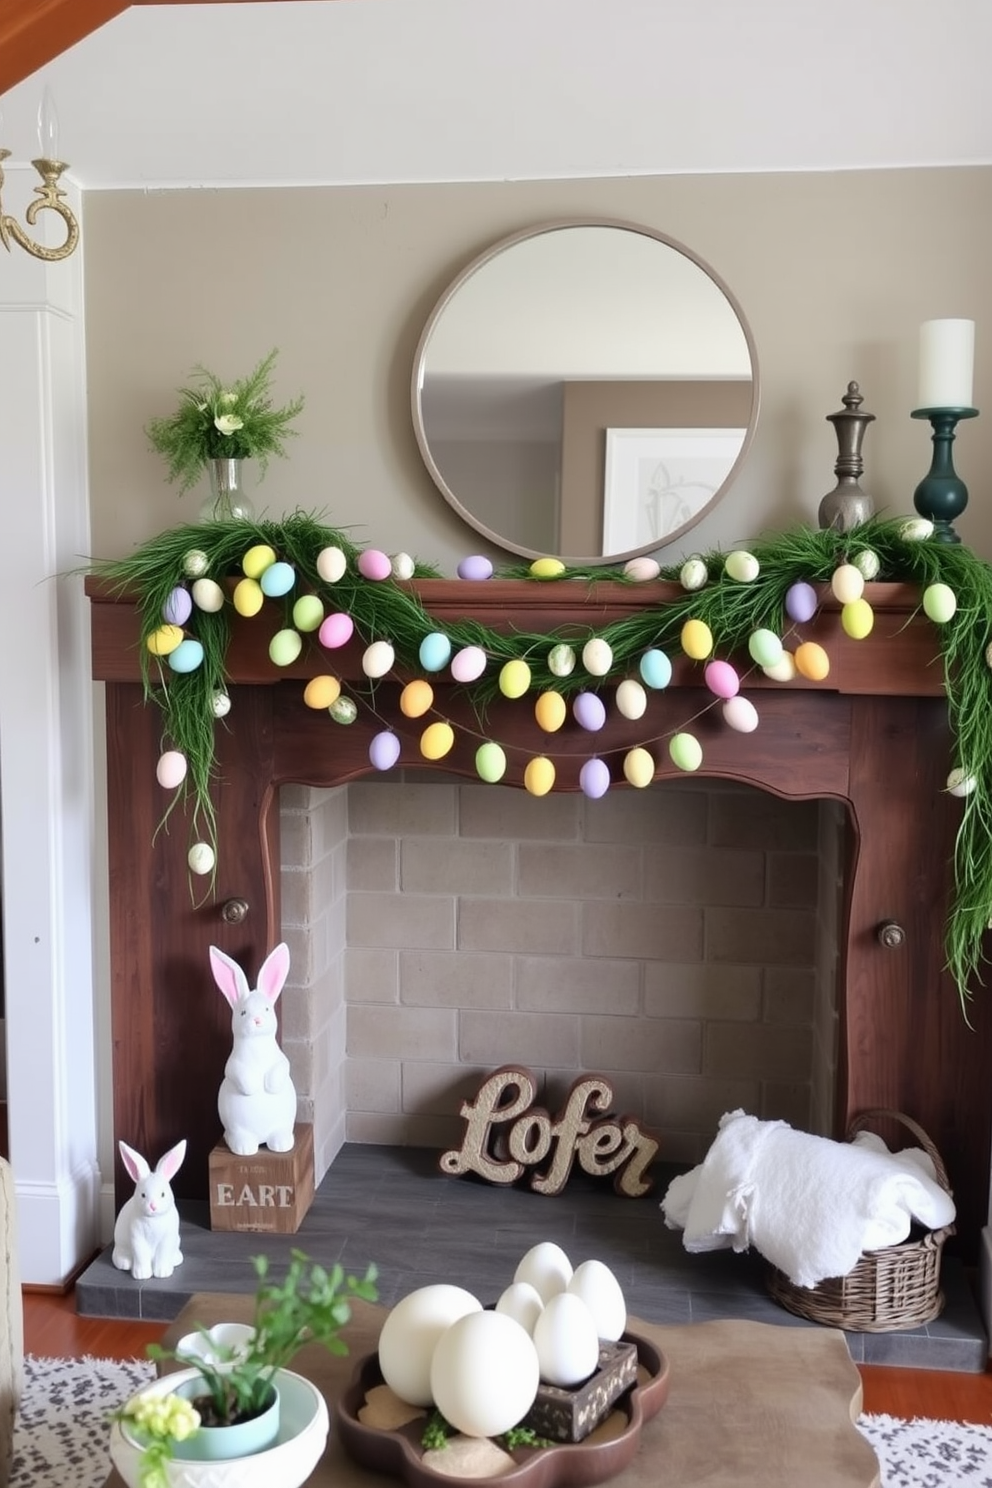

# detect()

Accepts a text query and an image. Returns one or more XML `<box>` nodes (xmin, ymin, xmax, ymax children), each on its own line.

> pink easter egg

<box><xmin>572</xmin><ymin>692</ymin><xmax>606</xmax><ymax>732</ymax></box>
<box><xmin>319</xmin><ymin>612</ymin><xmax>355</xmax><ymax>650</ymax></box>
<box><xmin>704</xmin><ymin>659</ymin><xmax>740</xmax><ymax>699</ymax></box>
<box><xmin>450</xmin><ymin>645</ymin><xmax>488</xmax><ymax>683</ymax></box>
<box><xmin>358</xmin><ymin>548</ymin><xmax>393</xmax><ymax>581</ymax></box>
<box><xmin>580</xmin><ymin>758</ymin><xmax>611</xmax><ymax>799</ymax></box>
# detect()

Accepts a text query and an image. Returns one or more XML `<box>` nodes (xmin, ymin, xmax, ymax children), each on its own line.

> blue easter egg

<box><xmin>260</xmin><ymin>562</ymin><xmax>296</xmax><ymax>598</ymax></box>
<box><xmin>419</xmin><ymin>632</ymin><xmax>453</xmax><ymax>672</ymax></box>
<box><xmin>168</xmin><ymin>638</ymin><xmax>204</xmax><ymax>673</ymax></box>
<box><xmin>639</xmin><ymin>649</ymin><xmax>673</xmax><ymax>690</ymax></box>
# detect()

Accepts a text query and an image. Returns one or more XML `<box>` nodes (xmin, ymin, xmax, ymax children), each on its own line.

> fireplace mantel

<box><xmin>86</xmin><ymin>577</ymin><xmax>992</xmax><ymax>1252</ymax></box>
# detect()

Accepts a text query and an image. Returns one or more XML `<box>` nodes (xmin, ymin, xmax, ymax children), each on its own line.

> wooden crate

<box><xmin>208</xmin><ymin>1123</ymin><xmax>314</xmax><ymax>1234</ymax></box>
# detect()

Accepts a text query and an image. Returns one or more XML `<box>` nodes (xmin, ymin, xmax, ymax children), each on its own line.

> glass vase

<box><xmin>200</xmin><ymin>458</ymin><xmax>255</xmax><ymax>522</ymax></box>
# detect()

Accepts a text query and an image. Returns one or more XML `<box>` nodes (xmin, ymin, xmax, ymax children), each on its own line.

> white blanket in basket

<box><xmin>660</xmin><ymin>1109</ymin><xmax>956</xmax><ymax>1288</ymax></box>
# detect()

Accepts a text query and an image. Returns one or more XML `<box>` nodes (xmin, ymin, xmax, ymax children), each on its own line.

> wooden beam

<box><xmin>0</xmin><ymin>0</ymin><xmax>129</xmax><ymax>97</ymax></box>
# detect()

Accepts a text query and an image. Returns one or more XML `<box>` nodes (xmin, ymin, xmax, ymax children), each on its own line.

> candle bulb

<box><xmin>918</xmin><ymin>318</ymin><xmax>975</xmax><ymax>409</ymax></box>
<box><xmin>37</xmin><ymin>87</ymin><xmax>59</xmax><ymax>161</ymax></box>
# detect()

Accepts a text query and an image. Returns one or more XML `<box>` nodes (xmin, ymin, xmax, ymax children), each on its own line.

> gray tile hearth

<box><xmin>76</xmin><ymin>1144</ymin><xmax>988</xmax><ymax>1372</ymax></box>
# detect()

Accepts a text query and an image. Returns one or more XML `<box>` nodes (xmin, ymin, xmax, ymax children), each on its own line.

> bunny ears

<box><xmin>119</xmin><ymin>1138</ymin><xmax>187</xmax><ymax>1184</ymax></box>
<box><xmin>209</xmin><ymin>942</ymin><xmax>291</xmax><ymax>1009</ymax></box>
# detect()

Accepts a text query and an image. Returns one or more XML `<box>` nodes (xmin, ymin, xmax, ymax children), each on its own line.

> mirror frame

<box><xmin>411</xmin><ymin>217</ymin><xmax>761</xmax><ymax>566</ymax></box>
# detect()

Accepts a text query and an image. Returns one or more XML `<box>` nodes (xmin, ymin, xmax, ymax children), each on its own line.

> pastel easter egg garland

<box><xmin>91</xmin><ymin>511</ymin><xmax>992</xmax><ymax>1007</ymax></box>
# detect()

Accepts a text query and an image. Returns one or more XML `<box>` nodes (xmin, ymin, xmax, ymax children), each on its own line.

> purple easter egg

<box><xmin>319</xmin><ymin>612</ymin><xmax>355</xmax><ymax>649</ymax></box>
<box><xmin>704</xmin><ymin>659</ymin><xmax>740</xmax><ymax>699</ymax></box>
<box><xmin>358</xmin><ymin>548</ymin><xmax>393</xmax><ymax>581</ymax></box>
<box><xmin>369</xmin><ymin>731</ymin><xmax>402</xmax><ymax>771</ymax></box>
<box><xmin>457</xmin><ymin>555</ymin><xmax>494</xmax><ymax>581</ymax></box>
<box><xmin>572</xmin><ymin>692</ymin><xmax>606</xmax><ymax>732</ymax></box>
<box><xmin>580</xmin><ymin>758</ymin><xmax>611</xmax><ymax>799</ymax></box>
<box><xmin>162</xmin><ymin>586</ymin><xmax>193</xmax><ymax>626</ymax></box>
<box><xmin>785</xmin><ymin>581</ymin><xmax>818</xmax><ymax>624</ymax></box>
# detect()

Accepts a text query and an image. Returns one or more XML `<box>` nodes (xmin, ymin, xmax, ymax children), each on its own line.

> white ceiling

<box><xmin>2</xmin><ymin>0</ymin><xmax>992</xmax><ymax>190</ymax></box>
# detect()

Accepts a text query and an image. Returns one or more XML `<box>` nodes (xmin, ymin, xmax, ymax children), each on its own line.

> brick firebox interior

<box><xmin>277</xmin><ymin>775</ymin><xmax>845</xmax><ymax>1185</ymax></box>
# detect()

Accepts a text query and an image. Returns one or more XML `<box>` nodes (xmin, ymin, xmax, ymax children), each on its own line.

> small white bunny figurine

<box><xmin>210</xmin><ymin>941</ymin><xmax>298</xmax><ymax>1157</ymax></box>
<box><xmin>111</xmin><ymin>1138</ymin><xmax>186</xmax><ymax>1279</ymax></box>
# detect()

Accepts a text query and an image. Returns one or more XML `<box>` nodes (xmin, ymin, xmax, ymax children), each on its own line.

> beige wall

<box><xmin>83</xmin><ymin>166</ymin><xmax>992</xmax><ymax>566</ymax></box>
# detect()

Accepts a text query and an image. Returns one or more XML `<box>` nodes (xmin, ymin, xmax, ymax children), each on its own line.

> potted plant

<box><xmin>146</xmin><ymin>348</ymin><xmax>305</xmax><ymax>516</ymax></box>
<box><xmin>112</xmin><ymin>1249</ymin><xmax>377</xmax><ymax>1487</ymax></box>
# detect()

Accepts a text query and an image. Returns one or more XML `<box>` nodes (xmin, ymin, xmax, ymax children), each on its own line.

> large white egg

<box><xmin>566</xmin><ymin>1260</ymin><xmax>627</xmax><ymax>1342</ymax></box>
<box><xmin>514</xmin><ymin>1241</ymin><xmax>573</xmax><ymax>1304</ymax></box>
<box><xmin>377</xmin><ymin>1285</ymin><xmax>481</xmax><ymax>1407</ymax></box>
<box><xmin>495</xmin><ymin>1280</ymin><xmax>544</xmax><ymax>1335</ymax></box>
<box><xmin>430</xmin><ymin>1311</ymin><xmax>540</xmax><ymax>1438</ymax></box>
<box><xmin>532</xmin><ymin>1292</ymin><xmax>600</xmax><ymax>1387</ymax></box>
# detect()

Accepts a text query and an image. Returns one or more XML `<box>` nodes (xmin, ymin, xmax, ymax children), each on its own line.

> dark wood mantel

<box><xmin>86</xmin><ymin>577</ymin><xmax>992</xmax><ymax>1253</ymax></box>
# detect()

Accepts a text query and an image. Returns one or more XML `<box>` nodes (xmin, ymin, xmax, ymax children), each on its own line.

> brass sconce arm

<box><xmin>0</xmin><ymin>149</ymin><xmax>80</xmax><ymax>262</ymax></box>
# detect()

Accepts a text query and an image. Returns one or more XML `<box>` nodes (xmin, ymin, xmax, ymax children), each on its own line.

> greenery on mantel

<box><xmin>91</xmin><ymin>512</ymin><xmax>992</xmax><ymax>1011</ymax></box>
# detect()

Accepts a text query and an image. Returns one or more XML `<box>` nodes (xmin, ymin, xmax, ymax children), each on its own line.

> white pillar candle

<box><xmin>918</xmin><ymin>318</ymin><xmax>975</xmax><ymax>408</ymax></box>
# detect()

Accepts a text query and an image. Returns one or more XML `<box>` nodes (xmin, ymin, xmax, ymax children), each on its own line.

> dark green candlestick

<box><xmin>911</xmin><ymin>405</ymin><xmax>979</xmax><ymax>544</ymax></box>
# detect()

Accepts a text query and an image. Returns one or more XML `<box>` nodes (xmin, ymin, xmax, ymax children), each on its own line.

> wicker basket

<box><xmin>765</xmin><ymin>1109</ymin><xmax>955</xmax><ymax>1332</ymax></box>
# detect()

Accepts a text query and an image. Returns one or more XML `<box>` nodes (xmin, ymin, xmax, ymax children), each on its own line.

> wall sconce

<box><xmin>0</xmin><ymin>89</ymin><xmax>80</xmax><ymax>263</ymax></box>
<box><xmin>911</xmin><ymin>319</ymin><xmax>978</xmax><ymax>545</ymax></box>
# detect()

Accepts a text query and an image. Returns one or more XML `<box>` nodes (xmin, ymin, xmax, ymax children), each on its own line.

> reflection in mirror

<box><xmin>412</xmin><ymin>220</ymin><xmax>759</xmax><ymax>565</ymax></box>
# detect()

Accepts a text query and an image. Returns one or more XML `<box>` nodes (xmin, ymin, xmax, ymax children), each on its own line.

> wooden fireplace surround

<box><xmin>86</xmin><ymin>577</ymin><xmax>992</xmax><ymax>1253</ymax></box>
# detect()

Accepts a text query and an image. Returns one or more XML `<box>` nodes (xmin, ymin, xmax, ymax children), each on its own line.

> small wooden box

<box><xmin>521</xmin><ymin>1339</ymin><xmax>639</xmax><ymax>1443</ymax></box>
<box><xmin>208</xmin><ymin>1122</ymin><xmax>314</xmax><ymax>1234</ymax></box>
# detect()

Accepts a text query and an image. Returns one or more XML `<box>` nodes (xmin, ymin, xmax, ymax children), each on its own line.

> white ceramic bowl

<box><xmin>109</xmin><ymin>1366</ymin><xmax>329</xmax><ymax>1488</ymax></box>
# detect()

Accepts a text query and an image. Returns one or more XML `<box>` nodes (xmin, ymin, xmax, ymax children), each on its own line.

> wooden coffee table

<box><xmin>101</xmin><ymin>1294</ymin><xmax>880</xmax><ymax>1488</ymax></box>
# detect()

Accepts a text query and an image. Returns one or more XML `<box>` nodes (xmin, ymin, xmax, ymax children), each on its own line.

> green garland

<box><xmin>91</xmin><ymin>513</ymin><xmax>992</xmax><ymax>1009</ymax></box>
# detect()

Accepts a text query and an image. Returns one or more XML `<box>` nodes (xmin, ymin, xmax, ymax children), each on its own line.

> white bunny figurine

<box><xmin>210</xmin><ymin>941</ymin><xmax>297</xmax><ymax>1156</ymax></box>
<box><xmin>111</xmin><ymin>1138</ymin><xmax>186</xmax><ymax>1279</ymax></box>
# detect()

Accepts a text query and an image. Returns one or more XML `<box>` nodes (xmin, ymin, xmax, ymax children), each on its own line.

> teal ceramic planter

<box><xmin>172</xmin><ymin>1375</ymin><xmax>280</xmax><ymax>1461</ymax></box>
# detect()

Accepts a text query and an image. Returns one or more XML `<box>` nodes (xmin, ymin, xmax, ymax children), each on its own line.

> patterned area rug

<box><xmin>10</xmin><ymin>1356</ymin><xmax>992</xmax><ymax>1486</ymax></box>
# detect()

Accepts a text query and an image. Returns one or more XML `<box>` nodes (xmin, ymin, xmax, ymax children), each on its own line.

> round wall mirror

<box><xmin>412</xmin><ymin>219</ymin><xmax>759</xmax><ymax>565</ymax></box>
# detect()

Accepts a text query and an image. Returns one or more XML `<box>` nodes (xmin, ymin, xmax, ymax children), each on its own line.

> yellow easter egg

<box><xmin>304</xmin><ymin>675</ymin><xmax>341</xmax><ymax>709</ymax></box>
<box><xmin>841</xmin><ymin>598</ymin><xmax>875</xmax><ymax>639</ymax></box>
<box><xmin>763</xmin><ymin>651</ymin><xmax>797</xmax><ymax>682</ymax></box>
<box><xmin>233</xmin><ymin>577</ymin><xmax>264</xmax><ymax>617</ymax></box>
<box><xmin>530</xmin><ymin>557</ymin><xmax>566</xmax><ymax>580</ymax></box>
<box><xmin>146</xmin><ymin>624</ymin><xmax>184</xmax><ymax>656</ymax></box>
<box><xmin>681</xmin><ymin>618</ymin><xmax>714</xmax><ymax>661</ymax></box>
<box><xmin>401</xmin><ymin>679</ymin><xmax>435</xmax><ymax>718</ymax></box>
<box><xmin>534</xmin><ymin>691</ymin><xmax>567</xmax><ymax>732</ymax></box>
<box><xmin>795</xmin><ymin>641</ymin><xmax>830</xmax><ymax>681</ymax></box>
<box><xmin>669</xmin><ymin>732</ymin><xmax>703</xmax><ymax>772</ymax></box>
<box><xmin>524</xmin><ymin>756</ymin><xmax>556</xmax><ymax>796</ymax></box>
<box><xmin>830</xmin><ymin>563</ymin><xmax>865</xmax><ymax>605</ymax></box>
<box><xmin>242</xmin><ymin>544</ymin><xmax>277</xmax><ymax>579</ymax></box>
<box><xmin>499</xmin><ymin>659</ymin><xmax>532</xmax><ymax>698</ymax></box>
<box><xmin>420</xmin><ymin>721</ymin><xmax>455</xmax><ymax>760</ymax></box>
<box><xmin>623</xmin><ymin>747</ymin><xmax>656</xmax><ymax>788</ymax></box>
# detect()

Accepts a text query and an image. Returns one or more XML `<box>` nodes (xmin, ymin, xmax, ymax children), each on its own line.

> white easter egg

<box><xmin>362</xmin><ymin>640</ymin><xmax>396</xmax><ymax>679</ymax></box>
<box><xmin>155</xmin><ymin>751</ymin><xmax>187</xmax><ymax>790</ymax></box>
<box><xmin>514</xmin><ymin>1241</ymin><xmax>573</xmax><ymax>1304</ymax></box>
<box><xmin>615</xmin><ymin>678</ymin><xmax>647</xmax><ymax>720</ymax></box>
<box><xmin>191</xmin><ymin>577</ymin><xmax>225</xmax><ymax>613</ymax></box>
<box><xmin>212</xmin><ymin>690</ymin><xmax>231</xmax><ymax>718</ymax></box>
<box><xmin>830</xmin><ymin>563</ymin><xmax>866</xmax><ymax>605</ymax></box>
<box><xmin>391</xmin><ymin>551</ymin><xmax>416</xmax><ymax>580</ymax></box>
<box><xmin>316</xmin><ymin>545</ymin><xmax>348</xmax><ymax>583</ymax></box>
<box><xmin>567</xmin><ymin>1259</ymin><xmax>627</xmax><ymax>1342</ymax></box>
<box><xmin>582</xmin><ymin>637</ymin><xmax>614</xmax><ymax>677</ymax></box>
<box><xmin>679</xmin><ymin>557</ymin><xmax>708</xmax><ymax>592</ymax></box>
<box><xmin>899</xmin><ymin>517</ymin><xmax>934</xmax><ymax>542</ymax></box>
<box><xmin>947</xmin><ymin>767</ymin><xmax>977</xmax><ymax>797</ymax></box>
<box><xmin>187</xmin><ymin>842</ymin><xmax>215</xmax><ymax>876</ymax></box>
<box><xmin>430</xmin><ymin>1311</ymin><xmax>540</xmax><ymax>1438</ymax></box>
<box><xmin>378</xmin><ymin>1285</ymin><xmax>481</xmax><ymax>1407</ymax></box>
<box><xmin>495</xmin><ymin>1281</ymin><xmax>544</xmax><ymax>1335</ymax></box>
<box><xmin>532</xmin><ymin>1292</ymin><xmax>600</xmax><ymax>1388</ymax></box>
<box><xmin>723</xmin><ymin>696</ymin><xmax>760</xmax><ymax>733</ymax></box>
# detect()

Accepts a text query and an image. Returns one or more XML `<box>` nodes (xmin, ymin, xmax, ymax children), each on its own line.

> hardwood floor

<box><xmin>21</xmin><ymin>1289</ymin><xmax>992</xmax><ymax>1424</ymax></box>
